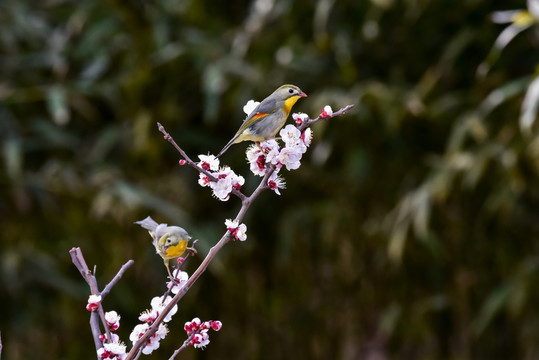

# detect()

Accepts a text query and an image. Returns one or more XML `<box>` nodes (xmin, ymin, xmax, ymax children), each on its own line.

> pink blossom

<box><xmin>211</xmin><ymin>320</ymin><xmax>223</xmax><ymax>331</ymax></box>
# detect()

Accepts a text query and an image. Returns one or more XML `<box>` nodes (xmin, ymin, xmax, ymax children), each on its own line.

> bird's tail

<box><xmin>135</xmin><ymin>216</ymin><xmax>160</xmax><ymax>232</ymax></box>
<box><xmin>216</xmin><ymin>137</ymin><xmax>237</xmax><ymax>158</ymax></box>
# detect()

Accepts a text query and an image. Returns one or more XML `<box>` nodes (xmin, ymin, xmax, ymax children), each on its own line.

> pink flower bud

<box><xmin>211</xmin><ymin>320</ymin><xmax>222</xmax><ymax>331</ymax></box>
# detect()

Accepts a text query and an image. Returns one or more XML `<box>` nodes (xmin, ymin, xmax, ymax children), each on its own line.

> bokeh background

<box><xmin>2</xmin><ymin>0</ymin><xmax>539</xmax><ymax>358</ymax></box>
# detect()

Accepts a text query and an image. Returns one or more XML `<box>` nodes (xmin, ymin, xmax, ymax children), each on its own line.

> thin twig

<box><xmin>101</xmin><ymin>260</ymin><xmax>135</xmax><ymax>298</ymax></box>
<box><xmin>298</xmin><ymin>104</ymin><xmax>355</xmax><ymax>132</ymax></box>
<box><xmin>169</xmin><ymin>336</ymin><xmax>193</xmax><ymax>360</ymax></box>
<box><xmin>157</xmin><ymin>122</ymin><xmax>247</xmax><ymax>201</ymax></box>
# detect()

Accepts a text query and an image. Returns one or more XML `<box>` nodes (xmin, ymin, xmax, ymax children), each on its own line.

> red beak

<box><xmin>299</xmin><ymin>92</ymin><xmax>307</xmax><ymax>98</ymax></box>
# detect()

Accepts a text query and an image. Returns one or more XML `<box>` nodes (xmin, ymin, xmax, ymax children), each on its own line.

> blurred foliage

<box><xmin>2</xmin><ymin>0</ymin><xmax>539</xmax><ymax>358</ymax></box>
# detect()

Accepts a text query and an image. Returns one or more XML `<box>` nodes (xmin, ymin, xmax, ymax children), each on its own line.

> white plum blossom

<box><xmin>246</xmin><ymin>144</ymin><xmax>267</xmax><ymax>176</ymax></box>
<box><xmin>246</xmin><ymin>140</ymin><xmax>281</xmax><ymax>176</ymax></box>
<box><xmin>320</xmin><ymin>105</ymin><xmax>333</xmax><ymax>118</ymax></box>
<box><xmin>197</xmin><ymin>154</ymin><xmax>220</xmax><ymax>171</ymax></box>
<box><xmin>86</xmin><ymin>294</ymin><xmax>102</xmax><ymax>311</ymax></box>
<box><xmin>198</xmin><ymin>173</ymin><xmax>211</xmax><ymax>187</ymax></box>
<box><xmin>280</xmin><ymin>124</ymin><xmax>303</xmax><ymax>148</ymax></box>
<box><xmin>277</xmin><ymin>146</ymin><xmax>303</xmax><ymax>171</ymax></box>
<box><xmin>280</xmin><ymin>125</ymin><xmax>309</xmax><ymax>154</ymax></box>
<box><xmin>292</xmin><ymin>112</ymin><xmax>309</xmax><ymax>126</ymax></box>
<box><xmin>301</xmin><ymin>128</ymin><xmax>313</xmax><ymax>147</ymax></box>
<box><xmin>100</xmin><ymin>333</ymin><xmax>121</xmax><ymax>344</ymax></box>
<box><xmin>192</xmin><ymin>330</ymin><xmax>210</xmax><ymax>349</ymax></box>
<box><xmin>167</xmin><ymin>270</ymin><xmax>189</xmax><ymax>294</ymax></box>
<box><xmin>129</xmin><ymin>323</ymin><xmax>169</xmax><ymax>355</ymax></box>
<box><xmin>139</xmin><ymin>308</ymin><xmax>158</xmax><ymax>323</ymax></box>
<box><xmin>130</xmin><ymin>323</ymin><xmax>149</xmax><ymax>344</ymax></box>
<box><xmin>141</xmin><ymin>324</ymin><xmax>168</xmax><ymax>354</ymax></box>
<box><xmin>243</xmin><ymin>100</ymin><xmax>260</xmax><ymax>115</ymax></box>
<box><xmin>105</xmin><ymin>311</ymin><xmax>121</xmax><ymax>331</ymax></box>
<box><xmin>150</xmin><ymin>295</ymin><xmax>177</xmax><ymax>323</ymax></box>
<box><xmin>267</xmin><ymin>171</ymin><xmax>286</xmax><ymax>195</ymax></box>
<box><xmin>211</xmin><ymin>174</ymin><xmax>232</xmax><ymax>201</ymax></box>
<box><xmin>97</xmin><ymin>341</ymin><xmax>127</xmax><ymax>360</ymax></box>
<box><xmin>198</xmin><ymin>166</ymin><xmax>244</xmax><ymax>201</ymax></box>
<box><xmin>225</xmin><ymin>219</ymin><xmax>247</xmax><ymax>241</ymax></box>
<box><xmin>262</xmin><ymin>139</ymin><xmax>281</xmax><ymax>164</ymax></box>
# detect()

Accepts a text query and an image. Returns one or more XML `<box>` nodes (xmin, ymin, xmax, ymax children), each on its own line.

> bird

<box><xmin>216</xmin><ymin>84</ymin><xmax>307</xmax><ymax>157</ymax></box>
<box><xmin>135</xmin><ymin>216</ymin><xmax>192</xmax><ymax>279</ymax></box>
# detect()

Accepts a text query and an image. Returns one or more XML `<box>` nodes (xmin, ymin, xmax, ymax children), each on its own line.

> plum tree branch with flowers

<box><xmin>70</xmin><ymin>95</ymin><xmax>353</xmax><ymax>360</ymax></box>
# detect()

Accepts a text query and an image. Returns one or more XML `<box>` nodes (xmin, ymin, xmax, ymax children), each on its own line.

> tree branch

<box><xmin>101</xmin><ymin>260</ymin><xmax>135</xmax><ymax>298</ymax></box>
<box><xmin>70</xmin><ymin>248</ymin><xmax>134</xmax><ymax>355</ymax></box>
<box><xmin>298</xmin><ymin>104</ymin><xmax>355</xmax><ymax>132</ymax></box>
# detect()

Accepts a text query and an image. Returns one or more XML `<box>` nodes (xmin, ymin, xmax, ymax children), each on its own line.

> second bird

<box><xmin>216</xmin><ymin>84</ymin><xmax>307</xmax><ymax>157</ymax></box>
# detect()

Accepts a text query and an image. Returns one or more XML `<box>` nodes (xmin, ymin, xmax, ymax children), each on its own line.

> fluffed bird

<box><xmin>216</xmin><ymin>84</ymin><xmax>307</xmax><ymax>157</ymax></box>
<box><xmin>135</xmin><ymin>216</ymin><xmax>191</xmax><ymax>279</ymax></box>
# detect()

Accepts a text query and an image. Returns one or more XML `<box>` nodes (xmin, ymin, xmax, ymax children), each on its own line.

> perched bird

<box><xmin>135</xmin><ymin>216</ymin><xmax>191</xmax><ymax>279</ymax></box>
<box><xmin>216</xmin><ymin>84</ymin><xmax>307</xmax><ymax>157</ymax></box>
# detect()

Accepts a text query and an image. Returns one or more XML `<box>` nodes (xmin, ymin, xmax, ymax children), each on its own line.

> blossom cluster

<box><xmin>184</xmin><ymin>317</ymin><xmax>223</xmax><ymax>349</ymax></box>
<box><xmin>197</xmin><ymin>154</ymin><xmax>245</xmax><ymax>201</ymax></box>
<box><xmin>96</xmin><ymin>311</ymin><xmax>125</xmax><ymax>359</ymax></box>
<box><xmin>97</xmin><ymin>339</ymin><xmax>126</xmax><ymax>360</ymax></box>
<box><xmin>245</xmin><ymin>124</ymin><xmax>312</xmax><ymax>195</ymax></box>
<box><xmin>129</xmin><ymin>295</ymin><xmax>179</xmax><ymax>355</ymax></box>
<box><xmin>225</xmin><ymin>219</ymin><xmax>247</xmax><ymax>241</ymax></box>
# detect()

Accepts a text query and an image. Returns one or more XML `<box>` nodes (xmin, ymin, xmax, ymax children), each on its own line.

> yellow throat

<box><xmin>283</xmin><ymin>95</ymin><xmax>303</xmax><ymax>115</ymax></box>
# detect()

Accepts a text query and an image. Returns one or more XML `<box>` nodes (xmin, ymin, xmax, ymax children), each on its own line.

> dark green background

<box><xmin>2</xmin><ymin>0</ymin><xmax>539</xmax><ymax>358</ymax></box>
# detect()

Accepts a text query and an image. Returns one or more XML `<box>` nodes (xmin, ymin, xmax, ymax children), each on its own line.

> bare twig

<box><xmin>101</xmin><ymin>260</ymin><xmax>135</xmax><ymax>298</ymax></box>
<box><xmin>169</xmin><ymin>336</ymin><xmax>193</xmax><ymax>360</ymax></box>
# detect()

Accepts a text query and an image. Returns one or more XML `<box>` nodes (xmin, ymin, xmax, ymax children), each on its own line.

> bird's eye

<box><xmin>288</xmin><ymin>88</ymin><xmax>294</xmax><ymax>94</ymax></box>
<box><xmin>166</xmin><ymin>238</ymin><xmax>172</xmax><ymax>244</ymax></box>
